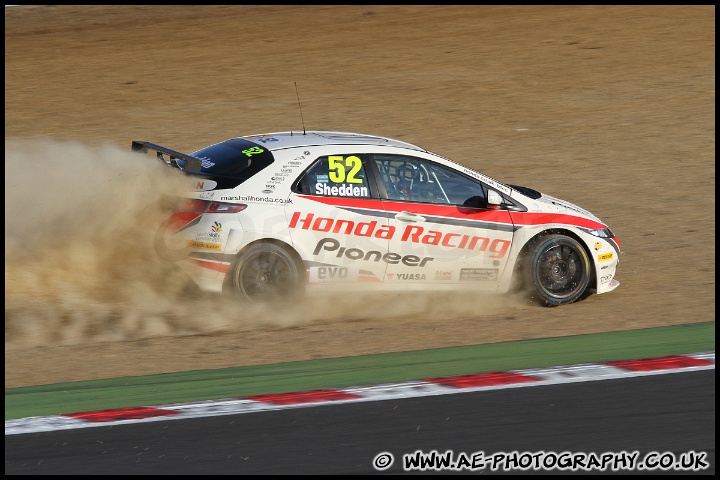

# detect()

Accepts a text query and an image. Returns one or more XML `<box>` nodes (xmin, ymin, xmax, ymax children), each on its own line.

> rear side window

<box><xmin>294</xmin><ymin>155</ymin><xmax>372</xmax><ymax>198</ymax></box>
<box><xmin>186</xmin><ymin>138</ymin><xmax>275</xmax><ymax>189</ymax></box>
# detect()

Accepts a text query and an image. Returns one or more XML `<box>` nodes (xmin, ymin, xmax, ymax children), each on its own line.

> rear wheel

<box><xmin>525</xmin><ymin>234</ymin><xmax>591</xmax><ymax>306</ymax></box>
<box><xmin>228</xmin><ymin>243</ymin><xmax>304</xmax><ymax>304</ymax></box>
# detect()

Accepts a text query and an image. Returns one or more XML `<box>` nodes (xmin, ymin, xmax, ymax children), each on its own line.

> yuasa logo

<box><xmin>395</xmin><ymin>273</ymin><xmax>426</xmax><ymax>281</ymax></box>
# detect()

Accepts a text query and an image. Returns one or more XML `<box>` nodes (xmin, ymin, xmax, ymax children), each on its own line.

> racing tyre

<box><xmin>228</xmin><ymin>243</ymin><xmax>304</xmax><ymax>304</ymax></box>
<box><xmin>525</xmin><ymin>234</ymin><xmax>591</xmax><ymax>307</ymax></box>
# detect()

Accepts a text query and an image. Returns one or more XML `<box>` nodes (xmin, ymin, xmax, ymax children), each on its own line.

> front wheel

<box><xmin>228</xmin><ymin>242</ymin><xmax>304</xmax><ymax>304</ymax></box>
<box><xmin>525</xmin><ymin>234</ymin><xmax>591</xmax><ymax>307</ymax></box>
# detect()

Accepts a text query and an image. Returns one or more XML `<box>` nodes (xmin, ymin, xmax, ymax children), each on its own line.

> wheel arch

<box><xmin>222</xmin><ymin>237</ymin><xmax>307</xmax><ymax>293</ymax></box>
<box><xmin>509</xmin><ymin>227</ymin><xmax>596</xmax><ymax>293</ymax></box>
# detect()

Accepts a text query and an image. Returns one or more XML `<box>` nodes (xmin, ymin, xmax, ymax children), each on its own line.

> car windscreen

<box><xmin>183</xmin><ymin>138</ymin><xmax>275</xmax><ymax>189</ymax></box>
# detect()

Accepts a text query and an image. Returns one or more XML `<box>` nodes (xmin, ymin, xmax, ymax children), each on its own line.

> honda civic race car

<box><xmin>133</xmin><ymin>131</ymin><xmax>621</xmax><ymax>307</ymax></box>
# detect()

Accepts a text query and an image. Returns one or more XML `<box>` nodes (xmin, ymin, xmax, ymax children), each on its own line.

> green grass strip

<box><xmin>5</xmin><ymin>321</ymin><xmax>714</xmax><ymax>420</ymax></box>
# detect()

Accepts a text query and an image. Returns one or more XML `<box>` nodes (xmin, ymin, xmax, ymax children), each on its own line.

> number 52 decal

<box><xmin>242</xmin><ymin>146</ymin><xmax>265</xmax><ymax>157</ymax></box>
<box><xmin>328</xmin><ymin>155</ymin><xmax>363</xmax><ymax>184</ymax></box>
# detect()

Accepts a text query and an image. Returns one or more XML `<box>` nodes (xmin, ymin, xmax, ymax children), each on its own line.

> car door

<box><xmin>287</xmin><ymin>152</ymin><xmax>391</xmax><ymax>285</ymax></box>
<box><xmin>371</xmin><ymin>154</ymin><xmax>514</xmax><ymax>287</ymax></box>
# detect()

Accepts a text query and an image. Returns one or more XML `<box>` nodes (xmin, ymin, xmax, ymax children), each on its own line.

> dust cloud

<box><xmin>5</xmin><ymin>139</ymin><xmax>519</xmax><ymax>349</ymax></box>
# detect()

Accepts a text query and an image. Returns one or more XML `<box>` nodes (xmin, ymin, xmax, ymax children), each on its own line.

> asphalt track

<box><xmin>5</xmin><ymin>370</ymin><xmax>714</xmax><ymax>475</ymax></box>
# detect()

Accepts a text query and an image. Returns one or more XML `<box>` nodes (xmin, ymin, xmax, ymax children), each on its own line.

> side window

<box><xmin>374</xmin><ymin>157</ymin><xmax>420</xmax><ymax>201</ymax></box>
<box><xmin>295</xmin><ymin>155</ymin><xmax>371</xmax><ymax>198</ymax></box>
<box><xmin>373</xmin><ymin>155</ymin><xmax>485</xmax><ymax>206</ymax></box>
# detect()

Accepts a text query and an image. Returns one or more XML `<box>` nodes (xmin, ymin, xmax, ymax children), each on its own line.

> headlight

<box><xmin>581</xmin><ymin>227</ymin><xmax>615</xmax><ymax>238</ymax></box>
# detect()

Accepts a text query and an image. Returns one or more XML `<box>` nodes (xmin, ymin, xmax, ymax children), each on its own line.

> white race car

<box><xmin>133</xmin><ymin>131</ymin><xmax>620</xmax><ymax>306</ymax></box>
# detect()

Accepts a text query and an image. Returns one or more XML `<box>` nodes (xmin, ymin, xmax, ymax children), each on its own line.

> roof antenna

<box><xmin>294</xmin><ymin>82</ymin><xmax>306</xmax><ymax>135</ymax></box>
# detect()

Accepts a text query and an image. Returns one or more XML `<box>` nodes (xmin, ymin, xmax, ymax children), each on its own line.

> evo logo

<box><xmin>308</xmin><ymin>266</ymin><xmax>359</xmax><ymax>283</ymax></box>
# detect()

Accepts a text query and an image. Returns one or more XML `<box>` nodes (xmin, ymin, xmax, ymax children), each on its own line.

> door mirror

<box><xmin>487</xmin><ymin>190</ymin><xmax>503</xmax><ymax>207</ymax></box>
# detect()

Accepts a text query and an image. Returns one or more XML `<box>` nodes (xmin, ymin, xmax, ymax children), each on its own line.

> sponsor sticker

<box><xmin>434</xmin><ymin>270</ymin><xmax>453</xmax><ymax>281</ymax></box>
<box><xmin>195</xmin><ymin>157</ymin><xmax>215</xmax><ymax>169</ymax></box>
<box><xmin>220</xmin><ymin>195</ymin><xmax>292</xmax><ymax>204</ymax></box>
<box><xmin>388</xmin><ymin>273</ymin><xmax>427</xmax><ymax>281</ymax></box>
<box><xmin>308</xmin><ymin>266</ymin><xmax>360</xmax><ymax>283</ymax></box>
<box><xmin>290</xmin><ymin>212</ymin><xmax>511</xmax><ymax>259</ymax></box>
<box><xmin>461</xmin><ymin>168</ymin><xmax>511</xmax><ymax>194</ymax></box>
<box><xmin>598</xmin><ymin>252</ymin><xmax>614</xmax><ymax>262</ymax></box>
<box><xmin>188</xmin><ymin>240</ymin><xmax>222</xmax><ymax>252</ymax></box>
<box><xmin>594</xmin><ymin>242</ymin><xmax>602</xmax><ymax>251</ymax></box>
<box><xmin>195</xmin><ymin>231</ymin><xmax>221</xmax><ymax>243</ymax></box>
<box><xmin>246</xmin><ymin>135</ymin><xmax>279</xmax><ymax>144</ymax></box>
<box><xmin>192</xmin><ymin>179</ymin><xmax>217</xmax><ymax>191</ymax></box>
<box><xmin>460</xmin><ymin>268</ymin><xmax>498</xmax><ymax>281</ymax></box>
<box><xmin>313</xmin><ymin>238</ymin><xmax>434</xmax><ymax>267</ymax></box>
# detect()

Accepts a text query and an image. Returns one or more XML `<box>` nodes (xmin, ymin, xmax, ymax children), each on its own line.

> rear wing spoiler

<box><xmin>131</xmin><ymin>140</ymin><xmax>203</xmax><ymax>174</ymax></box>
